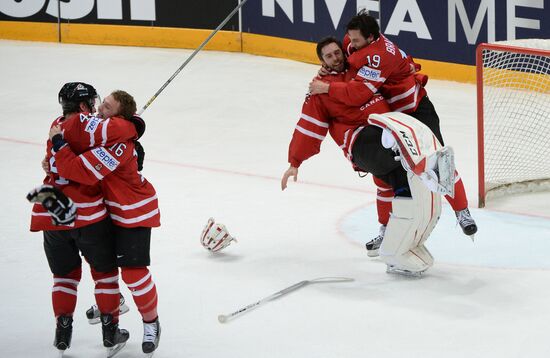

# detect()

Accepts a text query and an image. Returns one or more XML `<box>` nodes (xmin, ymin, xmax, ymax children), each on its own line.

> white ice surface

<box><xmin>0</xmin><ymin>40</ymin><xmax>549</xmax><ymax>358</ymax></box>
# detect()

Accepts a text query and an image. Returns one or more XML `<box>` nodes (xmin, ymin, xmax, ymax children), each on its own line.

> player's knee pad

<box><xmin>379</xmin><ymin>174</ymin><xmax>441</xmax><ymax>272</ymax></box>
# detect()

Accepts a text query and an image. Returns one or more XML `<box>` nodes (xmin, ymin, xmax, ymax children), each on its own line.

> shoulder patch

<box><xmin>357</xmin><ymin>66</ymin><xmax>382</xmax><ymax>81</ymax></box>
<box><xmin>91</xmin><ymin>147</ymin><xmax>119</xmax><ymax>171</ymax></box>
<box><xmin>84</xmin><ymin>115</ymin><xmax>102</xmax><ymax>134</ymax></box>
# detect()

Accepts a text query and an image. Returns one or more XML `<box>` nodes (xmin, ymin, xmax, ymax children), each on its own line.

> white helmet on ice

<box><xmin>200</xmin><ymin>218</ymin><xmax>237</xmax><ymax>252</ymax></box>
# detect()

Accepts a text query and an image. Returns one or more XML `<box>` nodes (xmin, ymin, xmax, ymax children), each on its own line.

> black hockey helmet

<box><xmin>58</xmin><ymin>82</ymin><xmax>99</xmax><ymax>114</ymax></box>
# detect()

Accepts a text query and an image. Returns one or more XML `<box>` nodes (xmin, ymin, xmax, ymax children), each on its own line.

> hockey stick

<box><xmin>217</xmin><ymin>277</ymin><xmax>354</xmax><ymax>323</ymax></box>
<box><xmin>138</xmin><ymin>0</ymin><xmax>249</xmax><ymax>115</ymax></box>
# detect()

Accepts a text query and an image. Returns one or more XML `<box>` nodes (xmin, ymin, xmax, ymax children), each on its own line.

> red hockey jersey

<box><xmin>288</xmin><ymin>71</ymin><xmax>391</xmax><ymax>169</ymax></box>
<box><xmin>330</xmin><ymin>34</ymin><xmax>427</xmax><ymax>113</ymax></box>
<box><xmin>30</xmin><ymin>113</ymin><xmax>136</xmax><ymax>231</ymax></box>
<box><xmin>53</xmin><ymin>115</ymin><xmax>160</xmax><ymax>228</ymax></box>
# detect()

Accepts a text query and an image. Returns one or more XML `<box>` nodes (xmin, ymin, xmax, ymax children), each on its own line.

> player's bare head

<box><xmin>346</xmin><ymin>9</ymin><xmax>380</xmax><ymax>49</ymax></box>
<box><xmin>316</xmin><ymin>37</ymin><xmax>345</xmax><ymax>73</ymax></box>
<box><xmin>58</xmin><ymin>82</ymin><xmax>99</xmax><ymax>116</ymax></box>
<box><xmin>99</xmin><ymin>90</ymin><xmax>136</xmax><ymax>120</ymax></box>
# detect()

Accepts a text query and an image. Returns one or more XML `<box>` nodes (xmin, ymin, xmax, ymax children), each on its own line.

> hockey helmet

<box><xmin>58</xmin><ymin>82</ymin><xmax>99</xmax><ymax>114</ymax></box>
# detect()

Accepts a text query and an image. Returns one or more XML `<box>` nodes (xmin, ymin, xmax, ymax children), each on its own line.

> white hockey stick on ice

<box><xmin>218</xmin><ymin>277</ymin><xmax>354</xmax><ymax>323</ymax></box>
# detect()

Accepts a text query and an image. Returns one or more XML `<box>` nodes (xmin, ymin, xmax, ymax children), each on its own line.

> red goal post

<box><xmin>476</xmin><ymin>41</ymin><xmax>550</xmax><ymax>208</ymax></box>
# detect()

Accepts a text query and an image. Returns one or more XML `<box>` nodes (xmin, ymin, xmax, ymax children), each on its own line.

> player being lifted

<box><xmin>48</xmin><ymin>86</ymin><xmax>162</xmax><ymax>356</ymax></box>
<box><xmin>282</xmin><ymin>37</ymin><xmax>455</xmax><ymax>276</ymax></box>
<box><xmin>309</xmin><ymin>10</ymin><xmax>477</xmax><ymax>254</ymax></box>
<box><xmin>28</xmin><ymin>82</ymin><xmax>133</xmax><ymax>356</ymax></box>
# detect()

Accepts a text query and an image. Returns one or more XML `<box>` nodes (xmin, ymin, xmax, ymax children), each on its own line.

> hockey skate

<box><xmin>386</xmin><ymin>264</ymin><xmax>426</xmax><ymax>278</ymax></box>
<box><xmin>142</xmin><ymin>318</ymin><xmax>161</xmax><ymax>357</ymax></box>
<box><xmin>87</xmin><ymin>294</ymin><xmax>130</xmax><ymax>324</ymax></box>
<box><xmin>365</xmin><ymin>225</ymin><xmax>385</xmax><ymax>257</ymax></box>
<box><xmin>101</xmin><ymin>314</ymin><xmax>129</xmax><ymax>358</ymax></box>
<box><xmin>54</xmin><ymin>315</ymin><xmax>73</xmax><ymax>355</ymax></box>
<box><xmin>455</xmin><ymin>208</ymin><xmax>477</xmax><ymax>240</ymax></box>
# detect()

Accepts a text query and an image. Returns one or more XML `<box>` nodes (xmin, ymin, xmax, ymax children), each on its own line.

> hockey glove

<box><xmin>134</xmin><ymin>140</ymin><xmax>145</xmax><ymax>171</ymax></box>
<box><xmin>27</xmin><ymin>185</ymin><xmax>77</xmax><ymax>225</ymax></box>
<box><xmin>200</xmin><ymin>218</ymin><xmax>237</xmax><ymax>252</ymax></box>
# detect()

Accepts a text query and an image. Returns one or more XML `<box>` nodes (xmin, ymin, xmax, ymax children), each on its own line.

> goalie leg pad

<box><xmin>379</xmin><ymin>174</ymin><xmax>441</xmax><ymax>273</ymax></box>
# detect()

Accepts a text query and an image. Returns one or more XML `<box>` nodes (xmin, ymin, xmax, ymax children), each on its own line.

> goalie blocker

<box><xmin>365</xmin><ymin>112</ymin><xmax>454</xmax><ymax>275</ymax></box>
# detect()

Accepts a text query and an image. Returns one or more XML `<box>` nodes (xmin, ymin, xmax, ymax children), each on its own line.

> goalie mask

<box><xmin>200</xmin><ymin>218</ymin><xmax>237</xmax><ymax>252</ymax></box>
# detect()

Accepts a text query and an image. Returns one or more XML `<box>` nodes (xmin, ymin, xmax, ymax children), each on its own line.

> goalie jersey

<box><xmin>53</xmin><ymin>113</ymin><xmax>160</xmax><ymax>228</ymax></box>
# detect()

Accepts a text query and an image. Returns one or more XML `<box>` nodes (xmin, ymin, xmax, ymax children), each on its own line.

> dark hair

<box><xmin>346</xmin><ymin>9</ymin><xmax>380</xmax><ymax>40</ymax></box>
<box><xmin>316</xmin><ymin>36</ymin><xmax>343</xmax><ymax>61</ymax></box>
<box><xmin>110</xmin><ymin>90</ymin><xmax>137</xmax><ymax>120</ymax></box>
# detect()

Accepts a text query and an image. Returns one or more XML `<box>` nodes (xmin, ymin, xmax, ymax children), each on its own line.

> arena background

<box><xmin>1</xmin><ymin>0</ymin><xmax>548</xmax><ymax>83</ymax></box>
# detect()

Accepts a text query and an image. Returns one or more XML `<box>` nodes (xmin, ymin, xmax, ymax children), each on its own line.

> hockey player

<box><xmin>281</xmin><ymin>37</ymin><xmax>397</xmax><ymax>192</ymax></box>
<box><xmin>282</xmin><ymin>37</ymin><xmax>454</xmax><ymax>275</ymax></box>
<box><xmin>309</xmin><ymin>10</ymin><xmax>477</xmax><ymax>253</ymax></box>
<box><xmin>29</xmin><ymin>82</ymin><xmax>131</xmax><ymax>356</ymax></box>
<box><xmin>49</xmin><ymin>90</ymin><xmax>161</xmax><ymax>356</ymax></box>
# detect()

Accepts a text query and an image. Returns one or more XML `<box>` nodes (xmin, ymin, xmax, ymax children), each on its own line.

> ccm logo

<box><xmin>400</xmin><ymin>131</ymin><xmax>418</xmax><ymax>156</ymax></box>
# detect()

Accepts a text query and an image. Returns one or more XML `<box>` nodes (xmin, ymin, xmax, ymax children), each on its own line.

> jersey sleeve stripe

<box><xmin>300</xmin><ymin>113</ymin><xmax>329</xmax><ymax>128</ymax></box>
<box><xmin>101</xmin><ymin>118</ymin><xmax>110</xmax><ymax>146</ymax></box>
<box><xmin>80</xmin><ymin>155</ymin><xmax>104</xmax><ymax>180</ymax></box>
<box><xmin>387</xmin><ymin>85</ymin><xmax>416</xmax><ymax>104</ymax></box>
<box><xmin>295</xmin><ymin>125</ymin><xmax>326</xmax><ymax>140</ymax></box>
<box><xmin>364</xmin><ymin>81</ymin><xmax>378</xmax><ymax>93</ymax></box>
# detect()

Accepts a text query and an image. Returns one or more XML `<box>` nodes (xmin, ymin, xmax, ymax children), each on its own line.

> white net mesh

<box><xmin>480</xmin><ymin>40</ymin><xmax>550</xmax><ymax>202</ymax></box>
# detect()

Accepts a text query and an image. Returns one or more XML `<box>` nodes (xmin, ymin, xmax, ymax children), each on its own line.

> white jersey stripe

<box><xmin>295</xmin><ymin>125</ymin><xmax>325</xmax><ymax>141</ymax></box>
<box><xmin>101</xmin><ymin>118</ymin><xmax>110</xmax><ymax>146</ymax></box>
<box><xmin>387</xmin><ymin>84</ymin><xmax>416</xmax><ymax>104</ymax></box>
<box><xmin>74</xmin><ymin>198</ymin><xmax>104</xmax><ymax>208</ymax></box>
<box><xmin>110</xmin><ymin>208</ymin><xmax>160</xmax><ymax>225</ymax></box>
<box><xmin>105</xmin><ymin>195</ymin><xmax>158</xmax><ymax>211</ymax></box>
<box><xmin>81</xmin><ymin>155</ymin><xmax>104</xmax><ymax>180</ymax></box>
<box><xmin>77</xmin><ymin>208</ymin><xmax>108</xmax><ymax>221</ymax></box>
<box><xmin>364</xmin><ymin>82</ymin><xmax>378</xmax><ymax>93</ymax></box>
<box><xmin>300</xmin><ymin>113</ymin><xmax>329</xmax><ymax>128</ymax></box>
<box><xmin>376</xmin><ymin>196</ymin><xmax>394</xmax><ymax>202</ymax></box>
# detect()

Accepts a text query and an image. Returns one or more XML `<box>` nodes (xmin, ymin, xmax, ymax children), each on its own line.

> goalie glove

<box><xmin>200</xmin><ymin>217</ymin><xmax>237</xmax><ymax>252</ymax></box>
<box><xmin>27</xmin><ymin>185</ymin><xmax>77</xmax><ymax>225</ymax></box>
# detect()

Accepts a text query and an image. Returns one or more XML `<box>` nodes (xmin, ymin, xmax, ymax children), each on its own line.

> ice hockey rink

<box><xmin>1</xmin><ymin>39</ymin><xmax>549</xmax><ymax>357</ymax></box>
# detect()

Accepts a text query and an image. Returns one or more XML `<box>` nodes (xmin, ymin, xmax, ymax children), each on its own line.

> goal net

<box><xmin>476</xmin><ymin>39</ymin><xmax>550</xmax><ymax>208</ymax></box>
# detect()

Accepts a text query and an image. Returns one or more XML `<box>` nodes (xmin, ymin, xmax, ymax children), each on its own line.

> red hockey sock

<box><xmin>121</xmin><ymin>267</ymin><xmax>158</xmax><ymax>322</ymax></box>
<box><xmin>445</xmin><ymin>171</ymin><xmax>469</xmax><ymax>211</ymax></box>
<box><xmin>373</xmin><ymin>176</ymin><xmax>393</xmax><ymax>226</ymax></box>
<box><xmin>91</xmin><ymin>268</ymin><xmax>120</xmax><ymax>321</ymax></box>
<box><xmin>52</xmin><ymin>267</ymin><xmax>82</xmax><ymax>318</ymax></box>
